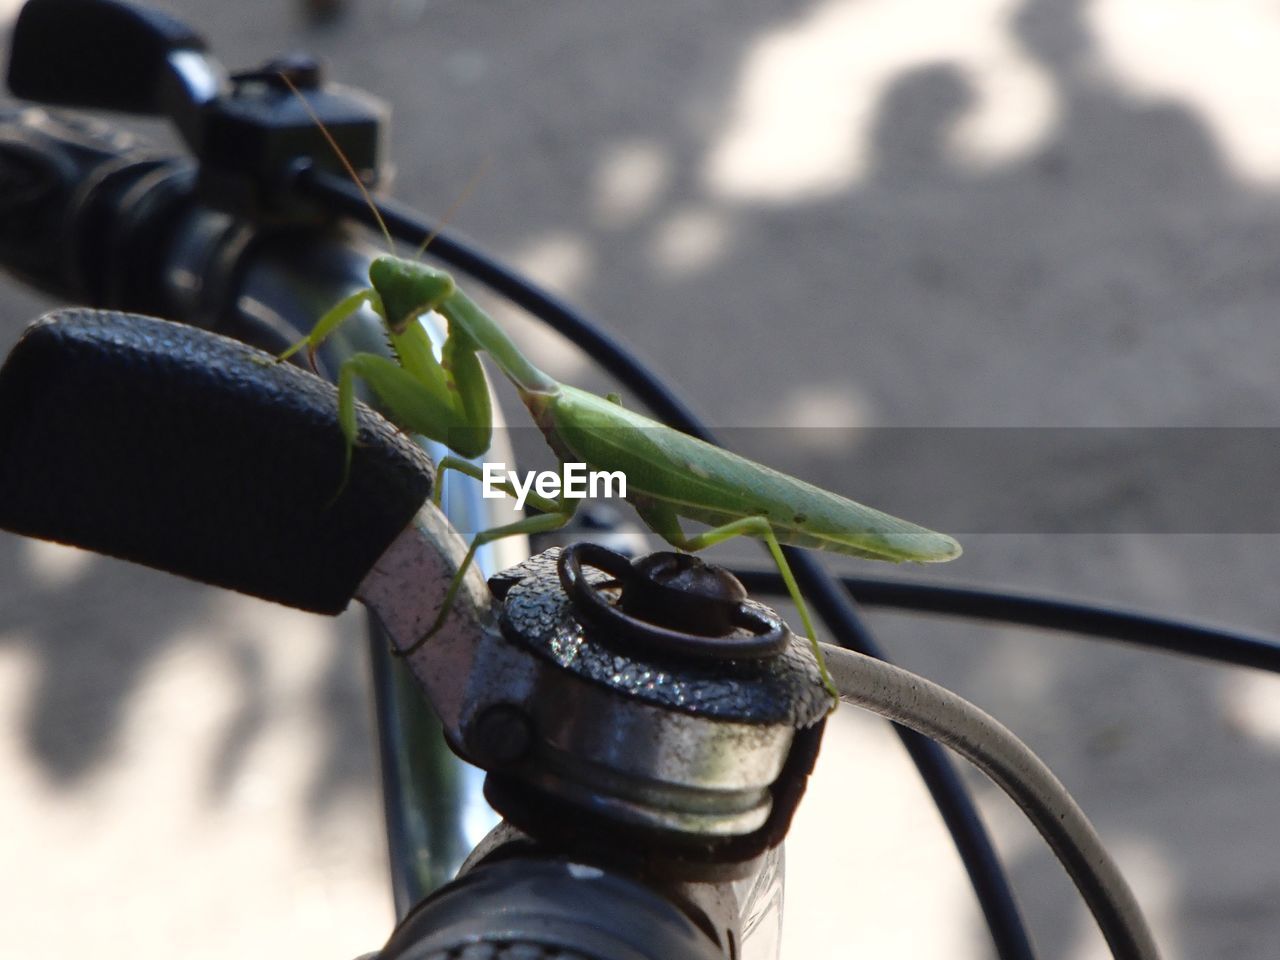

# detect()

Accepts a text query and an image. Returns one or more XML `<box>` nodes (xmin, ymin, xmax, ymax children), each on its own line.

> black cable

<box><xmin>732</xmin><ymin>569</ymin><xmax>1280</xmax><ymax>674</ymax></box>
<box><xmin>297</xmin><ymin>168</ymin><xmax>1038</xmax><ymax>960</ymax></box>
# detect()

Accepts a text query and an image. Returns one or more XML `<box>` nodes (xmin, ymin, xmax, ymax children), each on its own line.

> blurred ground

<box><xmin>3</xmin><ymin>0</ymin><xmax>1280</xmax><ymax>957</ymax></box>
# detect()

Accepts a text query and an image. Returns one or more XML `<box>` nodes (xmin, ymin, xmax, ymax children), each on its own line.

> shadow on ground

<box><xmin>2</xmin><ymin>0</ymin><xmax>1279</xmax><ymax>956</ymax></box>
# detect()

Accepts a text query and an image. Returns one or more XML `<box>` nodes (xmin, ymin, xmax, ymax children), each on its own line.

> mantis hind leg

<box><xmin>636</xmin><ymin>502</ymin><xmax>837</xmax><ymax>699</ymax></box>
<box><xmin>400</xmin><ymin>459</ymin><xmax>577</xmax><ymax>656</ymax></box>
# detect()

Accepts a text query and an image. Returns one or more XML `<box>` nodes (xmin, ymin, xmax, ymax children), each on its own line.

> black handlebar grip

<box><xmin>378</xmin><ymin>858</ymin><xmax>724</xmax><ymax>960</ymax></box>
<box><xmin>0</xmin><ymin>309</ymin><xmax>434</xmax><ymax>614</ymax></box>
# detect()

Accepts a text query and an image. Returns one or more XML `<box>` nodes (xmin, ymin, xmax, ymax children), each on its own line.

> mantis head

<box><xmin>369</xmin><ymin>256</ymin><xmax>456</xmax><ymax>333</ymax></box>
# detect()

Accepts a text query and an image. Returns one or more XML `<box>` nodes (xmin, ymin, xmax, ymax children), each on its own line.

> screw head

<box><xmin>467</xmin><ymin>703</ymin><xmax>534</xmax><ymax>766</ymax></box>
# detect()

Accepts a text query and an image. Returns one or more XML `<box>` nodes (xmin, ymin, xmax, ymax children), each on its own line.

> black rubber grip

<box><xmin>0</xmin><ymin>309</ymin><xmax>434</xmax><ymax>614</ymax></box>
<box><xmin>378</xmin><ymin>858</ymin><xmax>722</xmax><ymax>960</ymax></box>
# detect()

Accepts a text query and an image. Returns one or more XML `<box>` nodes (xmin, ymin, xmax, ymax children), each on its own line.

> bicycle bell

<box><xmin>415</xmin><ymin>543</ymin><xmax>835</xmax><ymax>876</ymax></box>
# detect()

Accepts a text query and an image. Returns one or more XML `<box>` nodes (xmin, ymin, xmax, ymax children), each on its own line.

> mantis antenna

<box><xmin>411</xmin><ymin>160</ymin><xmax>491</xmax><ymax>260</ymax></box>
<box><xmin>278</xmin><ymin>70</ymin><xmax>397</xmax><ymax>255</ymax></box>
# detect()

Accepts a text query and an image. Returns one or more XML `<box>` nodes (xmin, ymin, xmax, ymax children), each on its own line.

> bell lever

<box><xmin>7</xmin><ymin>0</ymin><xmax>224</xmax><ymax>151</ymax></box>
<box><xmin>6</xmin><ymin>0</ymin><xmax>386</xmax><ymax>219</ymax></box>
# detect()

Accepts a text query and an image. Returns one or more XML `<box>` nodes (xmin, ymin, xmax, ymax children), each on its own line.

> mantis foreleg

<box><xmin>279</xmin><ymin>288</ymin><xmax>380</xmax><ymax>362</ymax></box>
<box><xmin>331</xmin><ymin>352</ymin><xmax>491</xmax><ymax>488</ymax></box>
<box><xmin>634</xmin><ymin>500</ymin><xmax>837</xmax><ymax>697</ymax></box>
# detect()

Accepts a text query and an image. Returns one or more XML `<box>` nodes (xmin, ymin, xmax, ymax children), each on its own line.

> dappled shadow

<box><xmin>0</xmin><ymin>532</ymin><xmax>218</xmax><ymax>783</ymax></box>
<box><xmin>3</xmin><ymin>0</ymin><xmax>1280</xmax><ymax>956</ymax></box>
<box><xmin>202</xmin><ymin>636</ymin><xmax>268</xmax><ymax>800</ymax></box>
<box><xmin>305</xmin><ymin>620</ymin><xmax>379</xmax><ymax>820</ymax></box>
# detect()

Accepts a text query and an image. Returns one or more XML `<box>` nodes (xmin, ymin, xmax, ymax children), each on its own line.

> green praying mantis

<box><xmin>281</xmin><ymin>252</ymin><xmax>961</xmax><ymax>699</ymax></box>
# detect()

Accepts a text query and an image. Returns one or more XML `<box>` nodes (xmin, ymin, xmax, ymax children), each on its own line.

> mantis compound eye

<box><xmin>557</xmin><ymin>542</ymin><xmax>789</xmax><ymax>662</ymax></box>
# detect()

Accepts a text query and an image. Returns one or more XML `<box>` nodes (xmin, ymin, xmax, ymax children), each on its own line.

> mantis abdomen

<box><xmin>531</xmin><ymin>384</ymin><xmax>962</xmax><ymax>564</ymax></box>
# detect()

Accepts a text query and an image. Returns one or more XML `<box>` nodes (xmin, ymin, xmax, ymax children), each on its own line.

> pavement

<box><xmin>2</xmin><ymin>0</ymin><xmax>1279</xmax><ymax>957</ymax></box>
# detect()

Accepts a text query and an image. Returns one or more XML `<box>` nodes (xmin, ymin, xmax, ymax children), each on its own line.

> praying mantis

<box><xmin>282</xmin><ymin>252</ymin><xmax>961</xmax><ymax>698</ymax></box>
